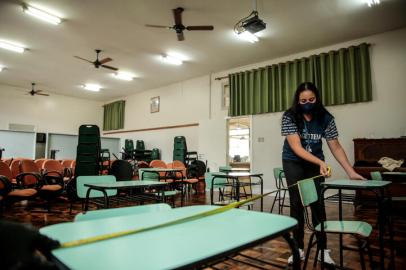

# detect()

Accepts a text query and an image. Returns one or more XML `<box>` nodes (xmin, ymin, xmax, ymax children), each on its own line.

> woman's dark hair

<box><xmin>285</xmin><ymin>82</ymin><xmax>332</xmax><ymax>131</ymax></box>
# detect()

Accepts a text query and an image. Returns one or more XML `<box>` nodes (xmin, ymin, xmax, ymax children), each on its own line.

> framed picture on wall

<box><xmin>150</xmin><ymin>96</ymin><xmax>160</xmax><ymax>113</ymax></box>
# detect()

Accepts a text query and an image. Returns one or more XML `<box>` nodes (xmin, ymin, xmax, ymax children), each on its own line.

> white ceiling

<box><xmin>0</xmin><ymin>0</ymin><xmax>405</xmax><ymax>101</ymax></box>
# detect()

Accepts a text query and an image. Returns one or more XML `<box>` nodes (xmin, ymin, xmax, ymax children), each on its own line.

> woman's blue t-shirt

<box><xmin>281</xmin><ymin>112</ymin><xmax>338</xmax><ymax>161</ymax></box>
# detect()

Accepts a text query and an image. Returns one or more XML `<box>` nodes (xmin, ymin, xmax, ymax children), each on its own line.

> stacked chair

<box><xmin>67</xmin><ymin>125</ymin><xmax>101</xmax><ymax>211</ymax></box>
<box><xmin>134</xmin><ymin>140</ymin><xmax>152</xmax><ymax>163</ymax></box>
<box><xmin>173</xmin><ymin>136</ymin><xmax>187</xmax><ymax>164</ymax></box>
<box><xmin>122</xmin><ymin>139</ymin><xmax>135</xmax><ymax>160</ymax></box>
<box><xmin>173</xmin><ymin>136</ymin><xmax>198</xmax><ymax>166</ymax></box>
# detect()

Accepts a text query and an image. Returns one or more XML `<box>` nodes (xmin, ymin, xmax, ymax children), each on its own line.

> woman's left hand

<box><xmin>348</xmin><ymin>171</ymin><xmax>366</xmax><ymax>180</ymax></box>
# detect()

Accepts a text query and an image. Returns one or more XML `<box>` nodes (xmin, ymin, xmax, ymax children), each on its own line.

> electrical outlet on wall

<box><xmin>257</xmin><ymin>137</ymin><xmax>265</xmax><ymax>142</ymax></box>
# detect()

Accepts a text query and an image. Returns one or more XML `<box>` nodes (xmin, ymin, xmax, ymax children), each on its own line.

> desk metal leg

<box><xmin>259</xmin><ymin>176</ymin><xmax>264</xmax><ymax>212</ymax></box>
<box><xmin>386</xmin><ymin>191</ymin><xmax>396</xmax><ymax>270</ymax></box>
<box><xmin>84</xmin><ymin>188</ymin><xmax>92</xmax><ymax>211</ymax></box>
<box><xmin>339</xmin><ymin>189</ymin><xmax>343</xmax><ymax>267</ymax></box>
<box><xmin>101</xmin><ymin>189</ymin><xmax>109</xmax><ymax>209</ymax></box>
<box><xmin>283</xmin><ymin>233</ymin><xmax>300</xmax><ymax>270</ymax></box>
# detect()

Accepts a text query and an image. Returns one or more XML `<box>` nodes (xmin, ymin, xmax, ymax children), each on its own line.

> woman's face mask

<box><xmin>300</xmin><ymin>102</ymin><xmax>316</xmax><ymax>113</ymax></box>
<box><xmin>298</xmin><ymin>90</ymin><xmax>316</xmax><ymax>114</ymax></box>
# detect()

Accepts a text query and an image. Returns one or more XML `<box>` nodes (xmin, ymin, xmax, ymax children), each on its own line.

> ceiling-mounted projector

<box><xmin>241</xmin><ymin>12</ymin><xmax>266</xmax><ymax>34</ymax></box>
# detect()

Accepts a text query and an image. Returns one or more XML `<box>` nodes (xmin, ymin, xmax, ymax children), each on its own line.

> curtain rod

<box><xmin>214</xmin><ymin>75</ymin><xmax>228</xmax><ymax>80</ymax></box>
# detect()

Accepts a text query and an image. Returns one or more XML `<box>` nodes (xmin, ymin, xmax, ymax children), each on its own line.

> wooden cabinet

<box><xmin>353</xmin><ymin>138</ymin><xmax>406</xmax><ymax>199</ymax></box>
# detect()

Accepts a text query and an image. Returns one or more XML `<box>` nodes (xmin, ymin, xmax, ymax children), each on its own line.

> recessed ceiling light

<box><xmin>160</xmin><ymin>55</ymin><xmax>183</xmax><ymax>65</ymax></box>
<box><xmin>82</xmin><ymin>84</ymin><xmax>101</xmax><ymax>92</ymax></box>
<box><xmin>112</xmin><ymin>72</ymin><xmax>134</xmax><ymax>81</ymax></box>
<box><xmin>235</xmin><ymin>31</ymin><xmax>259</xmax><ymax>43</ymax></box>
<box><xmin>23</xmin><ymin>4</ymin><xmax>62</xmax><ymax>25</ymax></box>
<box><xmin>366</xmin><ymin>0</ymin><xmax>380</xmax><ymax>7</ymax></box>
<box><xmin>0</xmin><ymin>40</ymin><xmax>25</xmax><ymax>53</ymax></box>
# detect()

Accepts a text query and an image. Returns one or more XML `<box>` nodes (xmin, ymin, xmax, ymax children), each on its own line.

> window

<box><xmin>227</xmin><ymin>117</ymin><xmax>250</xmax><ymax>166</ymax></box>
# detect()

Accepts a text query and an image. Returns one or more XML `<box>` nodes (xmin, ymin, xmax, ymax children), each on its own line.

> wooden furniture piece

<box><xmin>353</xmin><ymin>138</ymin><xmax>406</xmax><ymax>199</ymax></box>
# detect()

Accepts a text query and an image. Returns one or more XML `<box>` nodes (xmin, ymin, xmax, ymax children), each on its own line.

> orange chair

<box><xmin>0</xmin><ymin>161</ymin><xmax>37</xmax><ymax>207</ymax></box>
<box><xmin>43</xmin><ymin>160</ymin><xmax>70</xmax><ymax>184</ymax></box>
<box><xmin>18</xmin><ymin>160</ymin><xmax>63</xmax><ymax>211</ymax></box>
<box><xmin>2</xmin><ymin>158</ymin><xmax>13</xmax><ymax>167</ymax></box>
<box><xmin>150</xmin><ymin>160</ymin><xmax>171</xmax><ymax>181</ymax></box>
<box><xmin>10</xmin><ymin>159</ymin><xmax>22</xmax><ymax>182</ymax></box>
<box><xmin>168</xmin><ymin>161</ymin><xmax>198</xmax><ymax>194</ymax></box>
<box><xmin>34</xmin><ymin>159</ymin><xmax>48</xmax><ymax>171</ymax></box>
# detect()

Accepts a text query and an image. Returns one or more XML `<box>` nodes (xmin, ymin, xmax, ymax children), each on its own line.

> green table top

<box><xmin>84</xmin><ymin>180</ymin><xmax>168</xmax><ymax>189</ymax></box>
<box><xmin>141</xmin><ymin>168</ymin><xmax>183</xmax><ymax>172</ymax></box>
<box><xmin>212</xmin><ymin>172</ymin><xmax>263</xmax><ymax>177</ymax></box>
<box><xmin>321</xmin><ymin>179</ymin><xmax>391</xmax><ymax>189</ymax></box>
<box><xmin>220</xmin><ymin>167</ymin><xmax>250</xmax><ymax>172</ymax></box>
<box><xmin>382</xmin><ymin>172</ymin><xmax>406</xmax><ymax>176</ymax></box>
<box><xmin>40</xmin><ymin>205</ymin><xmax>297</xmax><ymax>270</ymax></box>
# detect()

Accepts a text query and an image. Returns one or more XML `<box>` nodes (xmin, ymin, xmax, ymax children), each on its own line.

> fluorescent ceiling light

<box><xmin>0</xmin><ymin>66</ymin><xmax>3</xmax><ymax>72</ymax></box>
<box><xmin>23</xmin><ymin>5</ymin><xmax>61</xmax><ymax>25</ymax></box>
<box><xmin>366</xmin><ymin>0</ymin><xmax>380</xmax><ymax>7</ymax></box>
<box><xmin>82</xmin><ymin>84</ymin><xmax>101</xmax><ymax>92</ymax></box>
<box><xmin>0</xmin><ymin>40</ymin><xmax>25</xmax><ymax>53</ymax></box>
<box><xmin>236</xmin><ymin>31</ymin><xmax>259</xmax><ymax>43</ymax></box>
<box><xmin>161</xmin><ymin>55</ymin><xmax>183</xmax><ymax>65</ymax></box>
<box><xmin>112</xmin><ymin>72</ymin><xmax>134</xmax><ymax>81</ymax></box>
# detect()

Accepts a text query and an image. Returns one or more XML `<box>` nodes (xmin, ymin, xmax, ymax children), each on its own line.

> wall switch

<box><xmin>258</xmin><ymin>137</ymin><xmax>265</xmax><ymax>142</ymax></box>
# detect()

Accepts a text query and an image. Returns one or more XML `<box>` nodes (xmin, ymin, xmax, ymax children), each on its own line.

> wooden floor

<box><xmin>2</xmin><ymin>192</ymin><xmax>405</xmax><ymax>270</ymax></box>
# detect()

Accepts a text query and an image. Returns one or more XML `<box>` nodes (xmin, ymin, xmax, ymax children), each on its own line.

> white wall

<box><xmin>0</xmin><ymin>85</ymin><xmax>103</xmax><ymax>134</ymax></box>
<box><xmin>103</xmin><ymin>75</ymin><xmax>210</xmax><ymax>162</ymax></box>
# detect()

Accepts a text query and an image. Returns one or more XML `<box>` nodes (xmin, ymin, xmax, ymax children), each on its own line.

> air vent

<box><xmin>9</xmin><ymin>123</ymin><xmax>36</xmax><ymax>132</ymax></box>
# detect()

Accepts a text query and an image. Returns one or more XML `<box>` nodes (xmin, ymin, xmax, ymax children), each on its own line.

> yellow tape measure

<box><xmin>59</xmin><ymin>167</ymin><xmax>331</xmax><ymax>249</ymax></box>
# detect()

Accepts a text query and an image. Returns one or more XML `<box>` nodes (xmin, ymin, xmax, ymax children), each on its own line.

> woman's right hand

<box><xmin>319</xmin><ymin>162</ymin><xmax>330</xmax><ymax>177</ymax></box>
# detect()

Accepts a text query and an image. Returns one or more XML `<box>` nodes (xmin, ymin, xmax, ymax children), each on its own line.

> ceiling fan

<box><xmin>145</xmin><ymin>7</ymin><xmax>214</xmax><ymax>41</ymax></box>
<box><xmin>74</xmin><ymin>49</ymin><xmax>118</xmax><ymax>71</ymax></box>
<box><xmin>26</xmin><ymin>83</ymin><xmax>49</xmax><ymax>96</ymax></box>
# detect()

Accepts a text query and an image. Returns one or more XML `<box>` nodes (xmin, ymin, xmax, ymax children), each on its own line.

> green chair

<box><xmin>297</xmin><ymin>178</ymin><xmax>373</xmax><ymax>270</ymax></box>
<box><xmin>76</xmin><ymin>175</ymin><xmax>117</xmax><ymax>210</ymax></box>
<box><xmin>370</xmin><ymin>171</ymin><xmax>405</xmax><ymax>203</ymax></box>
<box><xmin>74</xmin><ymin>203</ymin><xmax>171</xmax><ymax>222</ymax></box>
<box><xmin>138</xmin><ymin>169</ymin><xmax>179</xmax><ymax>207</ymax></box>
<box><xmin>270</xmin><ymin>167</ymin><xmax>289</xmax><ymax>214</ymax></box>
<box><xmin>370</xmin><ymin>171</ymin><xmax>383</xmax><ymax>180</ymax></box>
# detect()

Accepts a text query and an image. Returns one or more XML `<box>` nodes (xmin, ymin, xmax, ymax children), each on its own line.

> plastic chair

<box><xmin>74</xmin><ymin>203</ymin><xmax>171</xmax><ymax>222</ymax></box>
<box><xmin>150</xmin><ymin>160</ymin><xmax>170</xmax><ymax>180</ymax></box>
<box><xmin>34</xmin><ymin>159</ymin><xmax>48</xmax><ymax>171</ymax></box>
<box><xmin>297</xmin><ymin>178</ymin><xmax>373</xmax><ymax>270</ymax></box>
<box><xmin>76</xmin><ymin>175</ymin><xmax>117</xmax><ymax>210</ymax></box>
<box><xmin>270</xmin><ymin>167</ymin><xmax>289</xmax><ymax>214</ymax></box>
<box><xmin>19</xmin><ymin>160</ymin><xmax>64</xmax><ymax>211</ymax></box>
<box><xmin>167</xmin><ymin>161</ymin><xmax>198</xmax><ymax>197</ymax></box>
<box><xmin>138</xmin><ymin>168</ymin><xmax>178</xmax><ymax>207</ymax></box>
<box><xmin>0</xmin><ymin>162</ymin><xmax>38</xmax><ymax>208</ymax></box>
<box><xmin>370</xmin><ymin>171</ymin><xmax>383</xmax><ymax>180</ymax></box>
<box><xmin>43</xmin><ymin>160</ymin><xmax>66</xmax><ymax>178</ymax></box>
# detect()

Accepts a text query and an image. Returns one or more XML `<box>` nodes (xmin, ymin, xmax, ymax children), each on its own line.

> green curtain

<box><xmin>103</xmin><ymin>100</ymin><xmax>125</xmax><ymax>131</ymax></box>
<box><xmin>229</xmin><ymin>43</ymin><xmax>371</xmax><ymax>117</ymax></box>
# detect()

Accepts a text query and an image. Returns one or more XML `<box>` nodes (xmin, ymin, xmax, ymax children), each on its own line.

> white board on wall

<box><xmin>101</xmin><ymin>137</ymin><xmax>121</xmax><ymax>158</ymax></box>
<box><xmin>0</xmin><ymin>130</ymin><xmax>36</xmax><ymax>159</ymax></box>
<box><xmin>47</xmin><ymin>133</ymin><xmax>77</xmax><ymax>160</ymax></box>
